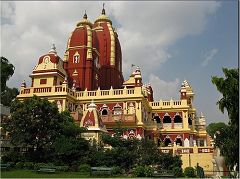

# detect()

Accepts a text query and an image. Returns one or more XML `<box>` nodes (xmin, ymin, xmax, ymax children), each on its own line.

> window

<box><xmin>102</xmin><ymin>109</ymin><xmax>108</xmax><ymax>115</ymax></box>
<box><xmin>73</xmin><ymin>51</ymin><xmax>80</xmax><ymax>63</ymax></box>
<box><xmin>174</xmin><ymin>115</ymin><xmax>182</xmax><ymax>123</ymax></box>
<box><xmin>154</xmin><ymin>116</ymin><xmax>161</xmax><ymax>123</ymax></box>
<box><xmin>164</xmin><ymin>138</ymin><xmax>172</xmax><ymax>147</ymax></box>
<box><xmin>175</xmin><ymin>138</ymin><xmax>182</xmax><ymax>146</ymax></box>
<box><xmin>163</xmin><ymin>116</ymin><xmax>171</xmax><ymax>123</ymax></box>
<box><xmin>40</xmin><ymin>79</ymin><xmax>47</xmax><ymax>84</ymax></box>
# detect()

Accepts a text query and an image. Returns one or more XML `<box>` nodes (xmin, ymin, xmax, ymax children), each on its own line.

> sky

<box><xmin>1</xmin><ymin>1</ymin><xmax>238</xmax><ymax>124</ymax></box>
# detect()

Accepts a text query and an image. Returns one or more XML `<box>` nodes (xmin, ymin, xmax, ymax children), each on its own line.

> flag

<box><xmin>131</xmin><ymin>64</ymin><xmax>135</xmax><ymax>67</ymax></box>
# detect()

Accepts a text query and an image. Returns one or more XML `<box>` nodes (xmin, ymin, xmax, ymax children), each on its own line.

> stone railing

<box><xmin>19</xmin><ymin>85</ymin><xmax>142</xmax><ymax>100</ymax></box>
<box><xmin>150</xmin><ymin>99</ymin><xmax>188</xmax><ymax>109</ymax></box>
<box><xmin>19</xmin><ymin>85</ymin><xmax>77</xmax><ymax>98</ymax></box>
<box><xmin>75</xmin><ymin>87</ymin><xmax>140</xmax><ymax>100</ymax></box>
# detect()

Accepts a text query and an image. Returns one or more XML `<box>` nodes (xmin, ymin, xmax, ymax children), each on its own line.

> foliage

<box><xmin>100</xmin><ymin>125</ymin><xmax>182</xmax><ymax>173</ymax></box>
<box><xmin>1</xmin><ymin>57</ymin><xmax>19</xmax><ymax>107</ymax></box>
<box><xmin>211</xmin><ymin>68</ymin><xmax>239</xmax><ymax>170</ymax></box>
<box><xmin>133</xmin><ymin>165</ymin><xmax>154</xmax><ymax>177</ymax></box>
<box><xmin>23</xmin><ymin>162</ymin><xmax>34</xmax><ymax>170</ymax></box>
<box><xmin>16</xmin><ymin>162</ymin><xmax>25</xmax><ymax>169</ymax></box>
<box><xmin>2</xmin><ymin>96</ymin><xmax>88</xmax><ymax>164</ymax></box>
<box><xmin>184</xmin><ymin>167</ymin><xmax>196</xmax><ymax>177</ymax></box>
<box><xmin>112</xmin><ymin>166</ymin><xmax>123</xmax><ymax>175</ymax></box>
<box><xmin>206</xmin><ymin>122</ymin><xmax>227</xmax><ymax>138</ymax></box>
<box><xmin>78</xmin><ymin>164</ymin><xmax>91</xmax><ymax>173</ymax></box>
<box><xmin>1</xmin><ymin>86</ymin><xmax>19</xmax><ymax>107</ymax></box>
<box><xmin>212</xmin><ymin>68</ymin><xmax>239</xmax><ymax>126</ymax></box>
<box><xmin>1</xmin><ymin>151</ymin><xmax>25</xmax><ymax>163</ymax></box>
<box><xmin>1</xmin><ymin>56</ymin><xmax>15</xmax><ymax>92</ymax></box>
<box><xmin>2</xmin><ymin>96</ymin><xmax>62</xmax><ymax>150</ymax></box>
<box><xmin>173</xmin><ymin>166</ymin><xmax>183</xmax><ymax>177</ymax></box>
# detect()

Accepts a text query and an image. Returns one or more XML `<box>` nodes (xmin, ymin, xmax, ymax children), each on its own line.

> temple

<box><xmin>17</xmin><ymin>7</ymin><xmax>214</xmax><ymax>172</ymax></box>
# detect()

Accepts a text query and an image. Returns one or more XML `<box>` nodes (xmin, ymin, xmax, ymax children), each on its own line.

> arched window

<box><xmin>102</xmin><ymin>109</ymin><xmax>108</xmax><ymax>115</ymax></box>
<box><xmin>175</xmin><ymin>138</ymin><xmax>182</xmax><ymax>146</ymax></box>
<box><xmin>174</xmin><ymin>115</ymin><xmax>182</xmax><ymax>123</ymax></box>
<box><xmin>163</xmin><ymin>116</ymin><xmax>171</xmax><ymax>123</ymax></box>
<box><xmin>154</xmin><ymin>116</ymin><xmax>161</xmax><ymax>123</ymax></box>
<box><xmin>164</xmin><ymin>138</ymin><xmax>172</xmax><ymax>147</ymax></box>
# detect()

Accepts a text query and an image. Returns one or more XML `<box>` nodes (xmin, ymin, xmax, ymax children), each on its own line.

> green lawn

<box><xmin>1</xmin><ymin>169</ymin><xmax>90</xmax><ymax>178</ymax></box>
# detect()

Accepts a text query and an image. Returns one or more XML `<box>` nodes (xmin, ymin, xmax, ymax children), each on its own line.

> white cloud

<box><xmin>149</xmin><ymin>74</ymin><xmax>180</xmax><ymax>100</ymax></box>
<box><xmin>108</xmin><ymin>1</ymin><xmax>221</xmax><ymax>78</ymax></box>
<box><xmin>202</xmin><ymin>48</ymin><xmax>219</xmax><ymax>66</ymax></box>
<box><xmin>1</xmin><ymin>1</ymin><xmax>221</xmax><ymax>88</ymax></box>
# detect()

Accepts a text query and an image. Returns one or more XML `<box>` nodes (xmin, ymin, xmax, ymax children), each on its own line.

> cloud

<box><xmin>1</xmin><ymin>1</ymin><xmax>220</xmax><ymax>88</ymax></box>
<box><xmin>202</xmin><ymin>48</ymin><xmax>219</xmax><ymax>66</ymax></box>
<box><xmin>149</xmin><ymin>74</ymin><xmax>180</xmax><ymax>100</ymax></box>
<box><xmin>108</xmin><ymin>1</ymin><xmax>221</xmax><ymax>78</ymax></box>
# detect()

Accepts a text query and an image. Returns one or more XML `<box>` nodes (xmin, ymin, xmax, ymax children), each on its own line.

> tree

<box><xmin>212</xmin><ymin>68</ymin><xmax>239</xmax><ymax>127</ymax></box>
<box><xmin>53</xmin><ymin>111</ymin><xmax>89</xmax><ymax>167</ymax></box>
<box><xmin>1</xmin><ymin>56</ymin><xmax>15</xmax><ymax>92</ymax></box>
<box><xmin>100</xmin><ymin>124</ymin><xmax>182</xmax><ymax>174</ymax></box>
<box><xmin>2</xmin><ymin>95</ymin><xmax>87</xmax><ymax>162</ymax></box>
<box><xmin>206</xmin><ymin>122</ymin><xmax>227</xmax><ymax>138</ymax></box>
<box><xmin>1</xmin><ymin>86</ymin><xmax>19</xmax><ymax>106</ymax></box>
<box><xmin>1</xmin><ymin>57</ymin><xmax>19</xmax><ymax>106</ymax></box>
<box><xmin>211</xmin><ymin>68</ymin><xmax>239</xmax><ymax>171</ymax></box>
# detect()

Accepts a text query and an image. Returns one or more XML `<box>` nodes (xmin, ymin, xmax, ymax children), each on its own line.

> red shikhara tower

<box><xmin>63</xmin><ymin>7</ymin><xmax>123</xmax><ymax>91</ymax></box>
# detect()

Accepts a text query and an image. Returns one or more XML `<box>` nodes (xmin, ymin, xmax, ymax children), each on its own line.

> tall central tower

<box><xmin>63</xmin><ymin>7</ymin><xmax>124</xmax><ymax>91</ymax></box>
<box><xmin>93</xmin><ymin>7</ymin><xmax>124</xmax><ymax>89</ymax></box>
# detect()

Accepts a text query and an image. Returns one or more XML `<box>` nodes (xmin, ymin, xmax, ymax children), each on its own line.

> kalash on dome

<box><xmin>17</xmin><ymin>5</ymin><xmax>214</xmax><ymax>172</ymax></box>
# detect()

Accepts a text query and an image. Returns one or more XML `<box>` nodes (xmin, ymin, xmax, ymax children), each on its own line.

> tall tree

<box><xmin>2</xmin><ymin>95</ymin><xmax>87</xmax><ymax>162</ymax></box>
<box><xmin>206</xmin><ymin>122</ymin><xmax>227</xmax><ymax>138</ymax></box>
<box><xmin>1</xmin><ymin>56</ymin><xmax>19</xmax><ymax>106</ymax></box>
<box><xmin>212</xmin><ymin>68</ymin><xmax>239</xmax><ymax>126</ymax></box>
<box><xmin>1</xmin><ymin>56</ymin><xmax>15</xmax><ymax>92</ymax></box>
<box><xmin>1</xmin><ymin>86</ymin><xmax>19</xmax><ymax>106</ymax></box>
<box><xmin>211</xmin><ymin>68</ymin><xmax>239</xmax><ymax>171</ymax></box>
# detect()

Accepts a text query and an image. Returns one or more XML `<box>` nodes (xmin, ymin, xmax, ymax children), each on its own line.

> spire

<box><xmin>49</xmin><ymin>44</ymin><xmax>57</xmax><ymax>54</ymax></box>
<box><xmin>83</xmin><ymin>10</ymin><xmax>87</xmax><ymax>19</ymax></box>
<box><xmin>102</xmin><ymin>3</ymin><xmax>105</xmax><ymax>15</ymax></box>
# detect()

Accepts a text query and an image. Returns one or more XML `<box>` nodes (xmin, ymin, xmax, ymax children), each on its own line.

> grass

<box><xmin>1</xmin><ymin>169</ymin><xmax>90</xmax><ymax>178</ymax></box>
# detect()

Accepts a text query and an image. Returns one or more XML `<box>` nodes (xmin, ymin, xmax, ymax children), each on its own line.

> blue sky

<box><xmin>152</xmin><ymin>1</ymin><xmax>238</xmax><ymax>123</ymax></box>
<box><xmin>1</xmin><ymin>1</ymin><xmax>238</xmax><ymax>124</ymax></box>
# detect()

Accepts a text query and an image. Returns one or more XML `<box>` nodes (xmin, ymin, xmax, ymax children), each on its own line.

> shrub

<box><xmin>173</xmin><ymin>167</ymin><xmax>183</xmax><ymax>177</ymax></box>
<box><xmin>184</xmin><ymin>167</ymin><xmax>196</xmax><ymax>177</ymax></box>
<box><xmin>112</xmin><ymin>166</ymin><xmax>123</xmax><ymax>175</ymax></box>
<box><xmin>133</xmin><ymin>166</ymin><xmax>145</xmax><ymax>177</ymax></box>
<box><xmin>144</xmin><ymin>166</ymin><xmax>154</xmax><ymax>177</ymax></box>
<box><xmin>133</xmin><ymin>166</ymin><xmax>154</xmax><ymax>177</ymax></box>
<box><xmin>16</xmin><ymin>162</ymin><xmax>24</xmax><ymax>169</ymax></box>
<box><xmin>79</xmin><ymin>164</ymin><xmax>91</xmax><ymax>173</ymax></box>
<box><xmin>1</xmin><ymin>151</ymin><xmax>24</xmax><ymax>163</ymax></box>
<box><xmin>23</xmin><ymin>162</ymin><xmax>34</xmax><ymax>170</ymax></box>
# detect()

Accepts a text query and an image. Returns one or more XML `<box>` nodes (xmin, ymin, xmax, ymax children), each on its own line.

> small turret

<box><xmin>134</xmin><ymin>66</ymin><xmax>142</xmax><ymax>87</ymax></box>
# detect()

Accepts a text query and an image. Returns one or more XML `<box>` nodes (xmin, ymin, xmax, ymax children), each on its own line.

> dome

<box><xmin>68</xmin><ymin>13</ymin><xmax>92</xmax><ymax>48</ymax></box>
<box><xmin>38</xmin><ymin>44</ymin><xmax>60</xmax><ymax>64</ymax></box>
<box><xmin>94</xmin><ymin>6</ymin><xmax>112</xmax><ymax>24</ymax></box>
<box><xmin>33</xmin><ymin>44</ymin><xmax>67</xmax><ymax>77</ymax></box>
<box><xmin>76</xmin><ymin>12</ymin><xmax>93</xmax><ymax>28</ymax></box>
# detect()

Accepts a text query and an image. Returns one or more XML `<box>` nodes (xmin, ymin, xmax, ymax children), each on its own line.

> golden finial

<box><xmin>102</xmin><ymin>3</ymin><xmax>105</xmax><ymax>15</ymax></box>
<box><xmin>83</xmin><ymin>10</ymin><xmax>87</xmax><ymax>19</ymax></box>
